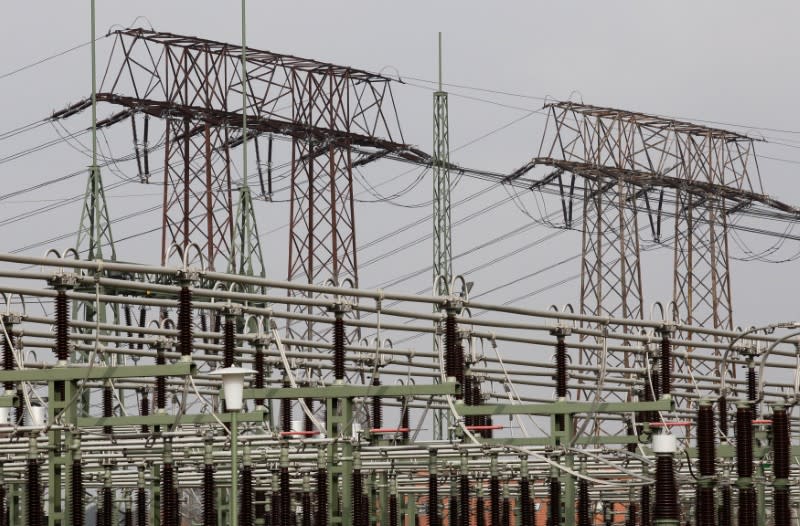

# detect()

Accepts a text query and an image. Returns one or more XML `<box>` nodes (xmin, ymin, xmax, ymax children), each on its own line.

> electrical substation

<box><xmin>2</xmin><ymin>3</ymin><xmax>800</xmax><ymax>526</ymax></box>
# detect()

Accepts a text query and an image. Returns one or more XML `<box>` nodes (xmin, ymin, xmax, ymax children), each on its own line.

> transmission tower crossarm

<box><xmin>533</xmin><ymin>157</ymin><xmax>800</xmax><ymax>215</ymax></box>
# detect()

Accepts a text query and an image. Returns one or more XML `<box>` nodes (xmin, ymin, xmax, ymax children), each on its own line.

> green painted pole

<box><xmin>231</xmin><ymin>410</ymin><xmax>239</xmax><ymax>526</ymax></box>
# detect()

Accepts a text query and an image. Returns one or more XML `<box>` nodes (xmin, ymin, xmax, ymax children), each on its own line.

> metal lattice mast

<box><xmin>76</xmin><ymin>0</ymin><xmax>115</xmax><ymax>263</ymax></box>
<box><xmin>229</xmin><ymin>0</ymin><xmax>266</xmax><ymax>283</ymax></box>
<box><xmin>432</xmin><ymin>33</ymin><xmax>452</xmax><ymax>441</ymax></box>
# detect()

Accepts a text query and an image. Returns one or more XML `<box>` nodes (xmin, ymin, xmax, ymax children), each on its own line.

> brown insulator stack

<box><xmin>736</xmin><ymin>404</ymin><xmax>755</xmax><ymax>526</ymax></box>
<box><xmin>281</xmin><ymin>378</ymin><xmax>292</xmax><ymax>433</ymax></box>
<box><xmin>124</xmin><ymin>303</ymin><xmax>133</xmax><ymax>338</ymax></box>
<box><xmin>449</xmin><ymin>493</ymin><xmax>458</xmax><ymax>526</ymax></box>
<box><xmin>549</xmin><ymin>478</ymin><xmax>560</xmax><ymax>526</ymax></box>
<box><xmin>55</xmin><ymin>289</ymin><xmax>69</xmax><ymax>362</ymax></box>
<box><xmin>555</xmin><ymin>336</ymin><xmax>567</xmax><ymax>399</ymax></box>
<box><xmin>428</xmin><ymin>472</ymin><xmax>440</xmax><ymax>526</ymax></box>
<box><xmin>178</xmin><ymin>286</ymin><xmax>193</xmax><ymax>357</ymax></box>
<box><xmin>0</xmin><ymin>486</ymin><xmax>6</xmax><ymax>526</ymax></box>
<box><xmin>453</xmin><ymin>341</ymin><xmax>465</xmax><ymax>396</ymax></box>
<box><xmin>71</xmin><ymin>460</ymin><xmax>84</xmax><ymax>526</ymax></box>
<box><xmin>372</xmin><ymin>377</ymin><xmax>383</xmax><ymax>429</ymax></box>
<box><xmin>271</xmin><ymin>489</ymin><xmax>281</xmax><ymax>526</ymax></box>
<box><xmin>476</xmin><ymin>496</ymin><xmax>485</xmax><ymax>526</ymax></box>
<box><xmin>223</xmin><ymin>318</ymin><xmax>235</xmax><ymax>368</ymax></box>
<box><xmin>463</xmin><ymin>374</ymin><xmax>474</xmax><ymax>428</ymax></box>
<box><xmin>772</xmin><ymin>406</ymin><xmax>791</xmax><ymax>526</ymax></box>
<box><xmin>280</xmin><ymin>467</ymin><xmax>291</xmax><ymax>526</ymax></box>
<box><xmin>161</xmin><ymin>463</ymin><xmax>177</xmax><ymax>526</ymax></box>
<box><xmin>241</xmin><ymin>465</ymin><xmax>254</xmax><ymax>526</ymax></box>
<box><xmin>719</xmin><ymin>485</ymin><xmax>731</xmax><ymax>526</ymax></box>
<box><xmin>103</xmin><ymin>384</ymin><xmax>113</xmax><ymax>435</ymax></box>
<box><xmin>653</xmin><ymin>455</ymin><xmax>678</xmax><ymax>522</ymax></box>
<box><xmin>659</xmin><ymin>333</ymin><xmax>671</xmax><ymax>395</ymax></box>
<box><xmin>255</xmin><ymin>490</ymin><xmax>266</xmax><ymax>524</ymax></box>
<box><xmin>140</xmin><ymin>390</ymin><xmax>150</xmax><ymax>434</ymax></box>
<box><xmin>301</xmin><ymin>491</ymin><xmax>311</xmax><ymax>526</ymax></box>
<box><xmin>459</xmin><ymin>475</ymin><xmax>469</xmax><ymax>526</ymax></box>
<box><xmin>502</xmin><ymin>496</ymin><xmax>510</xmax><ymax>526</ymax></box>
<box><xmin>640</xmin><ymin>485</ymin><xmax>651</xmax><ymax>526</ymax></box>
<box><xmin>353</xmin><ymin>470</ymin><xmax>364</xmax><ymax>526</ymax></box>
<box><xmin>747</xmin><ymin>365</ymin><xmax>757</xmax><ymax>413</ymax></box>
<box><xmin>155</xmin><ymin>346</ymin><xmax>166</xmax><ymax>411</ymax></box>
<box><xmin>444</xmin><ymin>311</ymin><xmax>456</xmax><ymax>380</ymax></box>
<box><xmin>333</xmin><ymin>314</ymin><xmax>345</xmax><ymax>381</ymax></box>
<box><xmin>124</xmin><ymin>505</ymin><xmax>133</xmax><ymax>526</ymax></box>
<box><xmin>200</xmin><ymin>311</ymin><xmax>208</xmax><ymax>344</ymax></box>
<box><xmin>519</xmin><ymin>477</ymin><xmax>533</xmax><ymax>526</ymax></box>
<box><xmin>2</xmin><ymin>329</ymin><xmax>14</xmax><ymax>392</ymax></box>
<box><xmin>316</xmin><ymin>468</ymin><xmax>328</xmax><ymax>526</ymax></box>
<box><xmin>101</xmin><ymin>487</ymin><xmax>113</xmax><ymax>526</ymax></box>
<box><xmin>254</xmin><ymin>349</ymin><xmax>265</xmax><ymax>407</ymax></box>
<box><xmin>490</xmin><ymin>477</ymin><xmax>500</xmax><ymax>526</ymax></box>
<box><xmin>696</xmin><ymin>402</ymin><xmax>716</xmax><ymax>526</ymax></box>
<box><xmin>137</xmin><ymin>487</ymin><xmax>147</xmax><ymax>526</ymax></box>
<box><xmin>389</xmin><ymin>494</ymin><xmax>398</xmax><ymax>526</ymax></box>
<box><xmin>203</xmin><ymin>463</ymin><xmax>216</xmax><ymax>526</ymax></box>
<box><xmin>577</xmin><ymin>478</ymin><xmax>590</xmax><ymax>526</ymax></box>
<box><xmin>27</xmin><ymin>458</ymin><xmax>42</xmax><ymax>526</ymax></box>
<box><xmin>137</xmin><ymin>306</ymin><xmax>147</xmax><ymax>350</ymax></box>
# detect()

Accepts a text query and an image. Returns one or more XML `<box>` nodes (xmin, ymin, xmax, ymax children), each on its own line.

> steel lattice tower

<box><xmin>432</xmin><ymin>33</ymin><xmax>452</xmax><ymax>441</ymax></box>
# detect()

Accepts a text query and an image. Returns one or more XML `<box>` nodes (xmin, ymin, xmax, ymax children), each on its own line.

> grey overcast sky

<box><xmin>1</xmin><ymin>1</ymin><xmax>799</xmax><ymax>329</ymax></box>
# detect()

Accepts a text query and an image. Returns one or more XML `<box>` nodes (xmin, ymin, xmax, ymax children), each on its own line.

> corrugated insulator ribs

<box><xmin>281</xmin><ymin>378</ymin><xmax>292</xmax><ymax>433</ymax></box>
<box><xmin>203</xmin><ymin>463</ymin><xmax>216</xmax><ymax>526</ymax></box>
<box><xmin>773</xmin><ymin>406</ymin><xmax>791</xmax><ymax>526</ymax></box>
<box><xmin>653</xmin><ymin>456</ymin><xmax>678</xmax><ymax>521</ymax></box>
<box><xmin>55</xmin><ymin>289</ymin><xmax>69</xmax><ymax>362</ymax></box>
<box><xmin>555</xmin><ymin>335</ymin><xmax>567</xmax><ymax>399</ymax></box>
<box><xmin>302</xmin><ymin>491</ymin><xmax>312</xmax><ymax>526</ymax></box>
<box><xmin>333</xmin><ymin>314</ymin><xmax>345</xmax><ymax>381</ymax></box>
<box><xmin>137</xmin><ymin>487</ymin><xmax>147</xmax><ymax>526</ymax></box>
<box><xmin>255</xmin><ymin>490</ymin><xmax>266</xmax><ymax>524</ymax></box>
<box><xmin>27</xmin><ymin>458</ymin><xmax>42</xmax><ymax>526</ymax></box>
<box><xmin>156</xmin><ymin>347</ymin><xmax>166</xmax><ymax>411</ymax></box>
<box><xmin>137</xmin><ymin>306</ymin><xmax>147</xmax><ymax>349</ymax></box>
<box><xmin>101</xmin><ymin>487</ymin><xmax>113</xmax><ymax>526</ymax></box>
<box><xmin>103</xmin><ymin>384</ymin><xmax>113</xmax><ymax>435</ymax></box>
<box><xmin>389</xmin><ymin>494</ymin><xmax>398</xmax><ymax>526</ymax></box>
<box><xmin>696</xmin><ymin>402</ymin><xmax>716</xmax><ymax>526</ymax></box>
<box><xmin>502</xmin><ymin>496</ymin><xmax>510</xmax><ymax>526</ymax></box>
<box><xmin>627</xmin><ymin>504</ymin><xmax>637</xmax><ymax>526</ymax></box>
<box><xmin>428</xmin><ymin>472</ymin><xmax>440</xmax><ymax>526</ymax></box>
<box><xmin>178</xmin><ymin>286</ymin><xmax>193</xmax><ymax>357</ymax></box>
<box><xmin>140</xmin><ymin>390</ymin><xmax>150</xmax><ymax>434</ymax></box>
<box><xmin>476</xmin><ymin>496</ymin><xmax>485</xmax><ymax>526</ymax></box>
<box><xmin>459</xmin><ymin>475</ymin><xmax>469</xmax><ymax>526</ymax></box>
<box><xmin>736</xmin><ymin>405</ymin><xmax>754</xmax><ymax>478</ymax></box>
<box><xmin>353</xmin><ymin>469</ymin><xmax>364</xmax><ymax>526</ymax></box>
<box><xmin>548</xmin><ymin>477</ymin><xmax>560</xmax><ymax>526</ymax></box>
<box><xmin>659</xmin><ymin>333</ymin><xmax>671</xmax><ymax>395</ymax></box>
<box><xmin>254</xmin><ymin>349</ymin><xmax>265</xmax><ymax>407</ymax></box>
<box><xmin>280</xmin><ymin>467</ymin><xmax>291</xmax><ymax>526</ymax></box>
<box><xmin>443</xmin><ymin>311</ymin><xmax>464</xmax><ymax>387</ymax></box>
<box><xmin>490</xmin><ymin>476</ymin><xmax>500</xmax><ymax>526</ymax></box>
<box><xmin>449</xmin><ymin>493</ymin><xmax>458</xmax><ymax>526</ymax></box>
<box><xmin>71</xmin><ymin>460</ymin><xmax>84</xmax><ymax>526</ymax></box>
<box><xmin>577</xmin><ymin>478</ymin><xmax>590</xmax><ymax>526</ymax></box>
<box><xmin>223</xmin><ymin>317</ymin><xmax>235</xmax><ymax>368</ymax></box>
<box><xmin>697</xmin><ymin>403</ymin><xmax>716</xmax><ymax>477</ymax></box>
<box><xmin>240</xmin><ymin>465</ymin><xmax>253</xmax><ymax>526</ymax></box>
<box><xmin>640</xmin><ymin>485</ymin><xmax>651</xmax><ymax>526</ymax></box>
<box><xmin>372</xmin><ymin>377</ymin><xmax>383</xmax><ymax>429</ymax></box>
<box><xmin>316</xmin><ymin>468</ymin><xmax>328</xmax><ymax>526</ymax></box>
<box><xmin>400</xmin><ymin>400</ymin><xmax>410</xmax><ymax>441</ymax></box>
<box><xmin>747</xmin><ymin>365</ymin><xmax>757</xmax><ymax>412</ymax></box>
<box><xmin>161</xmin><ymin>463</ymin><xmax>177</xmax><ymax>526</ymax></box>
<box><xmin>454</xmin><ymin>341</ymin><xmax>465</xmax><ymax>396</ymax></box>
<box><xmin>519</xmin><ymin>477</ymin><xmax>533</xmax><ymax>526</ymax></box>
<box><xmin>304</xmin><ymin>397</ymin><xmax>314</xmax><ymax>432</ymax></box>
<box><xmin>719</xmin><ymin>485</ymin><xmax>731</xmax><ymax>526</ymax></box>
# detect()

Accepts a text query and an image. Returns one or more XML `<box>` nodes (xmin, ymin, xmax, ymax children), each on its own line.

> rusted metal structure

<box><xmin>532</xmin><ymin>101</ymin><xmax>798</xmax><ymax>433</ymax></box>
<box><xmin>57</xmin><ymin>28</ymin><xmax>416</xmax><ymax>280</ymax></box>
